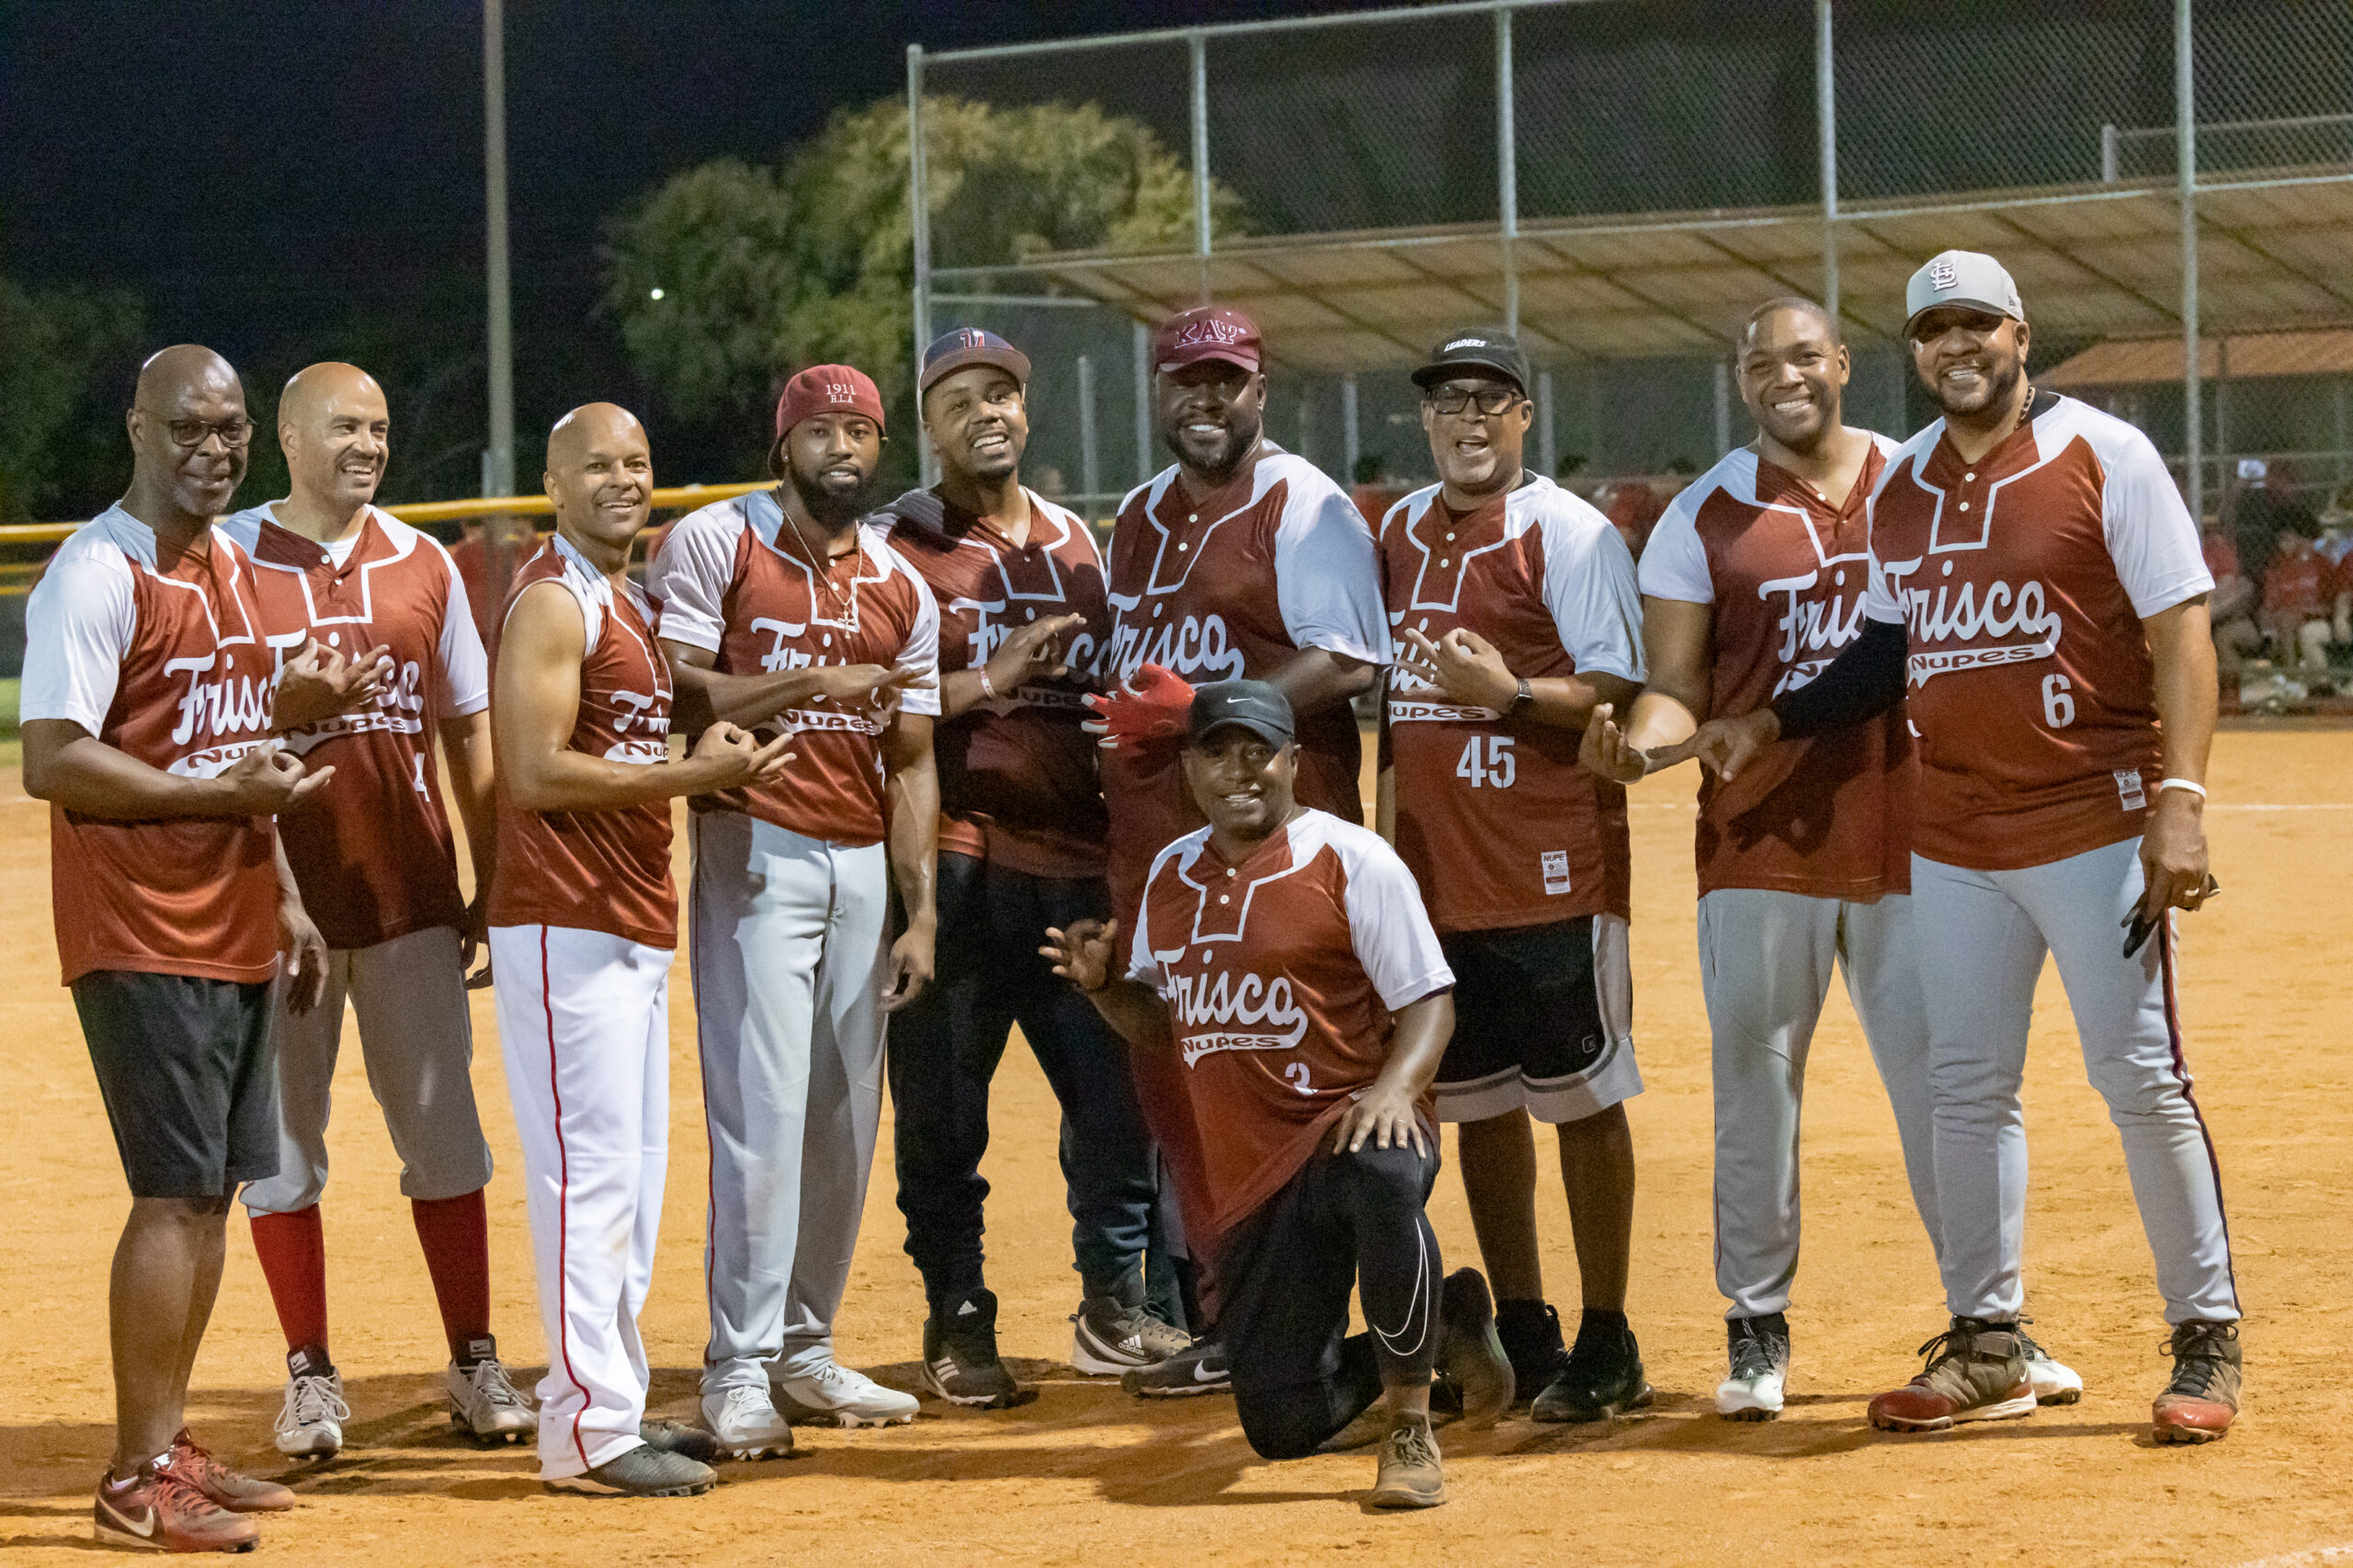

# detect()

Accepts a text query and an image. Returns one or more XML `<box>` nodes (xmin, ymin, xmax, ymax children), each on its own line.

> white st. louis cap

<box><xmin>1905</xmin><ymin>250</ymin><xmax>2025</xmax><ymax>334</ymax></box>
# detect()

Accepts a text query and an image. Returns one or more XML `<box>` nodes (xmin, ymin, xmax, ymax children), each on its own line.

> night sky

<box><xmin>0</xmin><ymin>1</ymin><xmax>1347</xmax><ymax>495</ymax></box>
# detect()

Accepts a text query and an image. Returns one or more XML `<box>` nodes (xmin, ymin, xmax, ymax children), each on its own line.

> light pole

<box><xmin>483</xmin><ymin>0</ymin><xmax>516</xmax><ymax>503</ymax></box>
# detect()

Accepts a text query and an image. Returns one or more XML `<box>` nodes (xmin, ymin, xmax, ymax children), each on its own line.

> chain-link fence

<box><xmin>913</xmin><ymin>0</ymin><xmax>2353</xmax><ymax>528</ymax></box>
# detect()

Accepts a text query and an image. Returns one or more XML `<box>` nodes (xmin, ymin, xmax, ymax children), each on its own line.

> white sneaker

<box><xmin>701</xmin><ymin>1385</ymin><xmax>794</xmax><ymax>1460</ymax></box>
<box><xmin>447</xmin><ymin>1343</ymin><xmax>537</xmax><ymax>1444</ymax></box>
<box><xmin>273</xmin><ymin>1357</ymin><xmax>350</xmax><ymax>1459</ymax></box>
<box><xmin>1716</xmin><ymin>1313</ymin><xmax>1789</xmax><ymax>1422</ymax></box>
<box><xmin>773</xmin><ymin>1361</ymin><xmax>917</xmax><ymax>1428</ymax></box>
<box><xmin>2020</xmin><ymin>1329</ymin><xmax>2086</xmax><ymax>1406</ymax></box>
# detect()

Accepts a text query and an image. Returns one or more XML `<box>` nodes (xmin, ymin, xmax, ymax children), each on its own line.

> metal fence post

<box><xmin>1133</xmin><ymin>319</ymin><xmax>1154</xmax><ymax>486</ymax></box>
<box><xmin>907</xmin><ymin>44</ymin><xmax>937</xmax><ymax>487</ymax></box>
<box><xmin>1342</xmin><ymin>374</ymin><xmax>1361</xmax><ymax>483</ymax></box>
<box><xmin>1713</xmin><ymin>358</ymin><xmax>1733</xmax><ymax>458</ymax></box>
<box><xmin>1190</xmin><ymin>29</ymin><xmax>1213</xmax><ymax>304</ymax></box>
<box><xmin>1497</xmin><ymin>4</ymin><xmax>1518</xmax><ymax>338</ymax></box>
<box><xmin>2101</xmin><ymin>122</ymin><xmax>2120</xmax><ymax>182</ymax></box>
<box><xmin>1077</xmin><ymin>354</ymin><xmax>1101</xmax><ymax>505</ymax></box>
<box><xmin>483</xmin><ymin>0</ymin><xmax>514</xmax><ymax>502</ymax></box>
<box><xmin>1537</xmin><ymin>368</ymin><xmax>1558</xmax><ymax>480</ymax></box>
<box><xmin>1815</xmin><ymin>0</ymin><xmax>1839</xmax><ymax>325</ymax></box>
<box><xmin>2177</xmin><ymin>0</ymin><xmax>2202</xmax><ymax>518</ymax></box>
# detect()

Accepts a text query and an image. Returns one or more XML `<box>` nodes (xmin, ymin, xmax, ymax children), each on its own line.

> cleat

<box><xmin>1070</xmin><ymin>1273</ymin><xmax>1193</xmax><ymax>1375</ymax></box>
<box><xmin>95</xmin><ymin>1458</ymin><xmax>261</xmax><ymax>1553</ymax></box>
<box><xmin>1869</xmin><ymin>1318</ymin><xmax>2037</xmax><ymax>1432</ymax></box>
<box><xmin>773</xmin><ymin>1361</ymin><xmax>917</xmax><ymax>1428</ymax></box>
<box><xmin>1120</xmin><ymin>1336</ymin><xmax>1231</xmax><ymax>1399</ymax></box>
<box><xmin>923</xmin><ymin>1289</ymin><xmax>1035</xmax><ymax>1409</ymax></box>
<box><xmin>639</xmin><ymin>1421</ymin><xmax>722</xmax><ymax>1462</ymax></box>
<box><xmin>166</xmin><ymin>1429</ymin><xmax>294</xmax><ymax>1514</ymax></box>
<box><xmin>2017</xmin><ymin>1324</ymin><xmax>2085</xmax><ymax>1406</ymax></box>
<box><xmin>700</xmin><ymin>1386</ymin><xmax>794</xmax><ymax>1460</ymax></box>
<box><xmin>1533</xmin><ymin>1314</ymin><xmax>1654</xmax><ymax>1424</ymax></box>
<box><xmin>1492</xmin><ymin>1299</ymin><xmax>1566</xmax><ymax>1408</ymax></box>
<box><xmin>2152</xmin><ymin>1319</ymin><xmax>2240</xmax><ymax>1444</ymax></box>
<box><xmin>271</xmin><ymin>1347</ymin><xmax>348</xmax><ymax>1460</ymax></box>
<box><xmin>1435</xmin><ymin>1268</ymin><xmax>1515</xmax><ymax>1430</ymax></box>
<box><xmin>1717</xmin><ymin>1312</ymin><xmax>1790</xmax><ymax>1422</ymax></box>
<box><xmin>447</xmin><ymin>1339</ymin><xmax>537</xmax><ymax>1444</ymax></box>
<box><xmin>545</xmin><ymin>1444</ymin><xmax>715</xmax><ymax>1497</ymax></box>
<box><xmin>1366</xmin><ymin>1416</ymin><xmax>1447</xmax><ymax>1510</ymax></box>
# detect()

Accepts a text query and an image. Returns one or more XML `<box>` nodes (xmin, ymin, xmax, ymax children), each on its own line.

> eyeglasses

<box><xmin>1424</xmin><ymin>385</ymin><xmax>1522</xmax><ymax>417</ymax></box>
<box><xmin>139</xmin><ymin>411</ymin><xmax>256</xmax><ymax>449</ymax></box>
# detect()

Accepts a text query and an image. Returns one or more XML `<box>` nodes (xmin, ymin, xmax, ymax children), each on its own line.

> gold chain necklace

<box><xmin>779</xmin><ymin>489</ymin><xmax>856</xmax><ymax>617</ymax></box>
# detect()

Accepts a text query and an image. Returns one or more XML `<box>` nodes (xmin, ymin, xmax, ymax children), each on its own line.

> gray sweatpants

<box><xmin>689</xmin><ymin>810</ymin><xmax>892</xmax><ymax>1393</ymax></box>
<box><xmin>1700</xmin><ymin>889</ymin><xmax>1938</xmax><ymax>1319</ymax></box>
<box><xmin>1913</xmin><ymin>841</ymin><xmax>2238</xmax><ymax>1326</ymax></box>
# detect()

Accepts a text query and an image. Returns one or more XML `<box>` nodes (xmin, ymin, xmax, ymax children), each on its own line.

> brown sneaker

<box><xmin>94</xmin><ymin>1458</ymin><xmax>262</xmax><ymax>1552</ymax></box>
<box><xmin>2153</xmin><ymin>1320</ymin><xmax>2241</xmax><ymax>1444</ymax></box>
<box><xmin>1367</xmin><ymin>1415</ymin><xmax>1447</xmax><ymax>1510</ymax></box>
<box><xmin>166</xmin><ymin>1429</ymin><xmax>295</xmax><ymax>1513</ymax></box>
<box><xmin>1868</xmin><ymin>1318</ymin><xmax>2037</xmax><ymax>1432</ymax></box>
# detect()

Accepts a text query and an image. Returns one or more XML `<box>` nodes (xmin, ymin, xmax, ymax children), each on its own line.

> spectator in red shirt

<box><xmin>2203</xmin><ymin>525</ymin><xmax>2260</xmax><ymax>676</ymax></box>
<box><xmin>2261</xmin><ymin>523</ymin><xmax>2336</xmax><ymax>671</ymax></box>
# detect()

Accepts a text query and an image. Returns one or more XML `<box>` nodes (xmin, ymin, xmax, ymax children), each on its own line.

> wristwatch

<box><xmin>1504</xmin><ymin>676</ymin><xmax>1533</xmax><ymax>721</ymax></box>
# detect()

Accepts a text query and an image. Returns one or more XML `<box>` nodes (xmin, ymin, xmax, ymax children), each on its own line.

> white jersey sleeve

<box><xmin>1540</xmin><ymin>498</ymin><xmax>1646</xmax><ymax>683</ymax></box>
<box><xmin>432</xmin><ymin>541</ymin><xmax>491</xmax><ymax>717</ymax></box>
<box><xmin>1125</xmin><ymin>835</ymin><xmax>1201</xmax><ymax>990</ymax></box>
<box><xmin>1273</xmin><ymin>468</ymin><xmax>1390</xmax><ymax>666</ymax></box>
<box><xmin>886</xmin><ymin>542</ymin><xmax>945</xmax><ymax>718</ymax></box>
<box><xmin>21</xmin><ymin>546</ymin><xmax>135</xmax><ymax>734</ymax></box>
<box><xmin>1637</xmin><ymin>489</ymin><xmax>1714</xmax><ymax>605</ymax></box>
<box><xmin>644</xmin><ymin>501</ymin><xmax>743</xmax><ymax>653</ymax></box>
<box><xmin>2092</xmin><ymin>420</ymin><xmax>2213</xmax><ymax>618</ymax></box>
<box><xmin>1328</xmin><ymin>820</ymin><xmax>1455</xmax><ymax>1011</ymax></box>
<box><xmin>1862</xmin><ymin>433</ymin><xmax>1939</xmax><ymax>628</ymax></box>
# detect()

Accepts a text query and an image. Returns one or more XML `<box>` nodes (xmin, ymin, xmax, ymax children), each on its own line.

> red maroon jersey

<box><xmin>1381</xmin><ymin>475</ymin><xmax>1643</xmax><ymax>931</ymax></box>
<box><xmin>1640</xmin><ymin>437</ymin><xmax>1916</xmax><ymax>901</ymax></box>
<box><xmin>1100</xmin><ymin>448</ymin><xmax>1389</xmax><ymax>925</ymax></box>
<box><xmin>1128</xmin><ymin>810</ymin><xmax>1452</xmax><ymax>1233</ymax></box>
<box><xmin>2262</xmin><ymin>542</ymin><xmax>2331</xmax><ymax>618</ymax></box>
<box><xmin>881</xmin><ymin>488</ymin><xmax>1108</xmax><ymax>880</ymax></box>
<box><xmin>223</xmin><ymin>505</ymin><xmax>488</xmax><ymax>950</ymax></box>
<box><xmin>487</xmin><ymin>536</ymin><xmax>678</xmax><ymax>948</ymax></box>
<box><xmin>21</xmin><ymin>506</ymin><xmax>280</xmax><ymax>986</ymax></box>
<box><xmin>1863</xmin><ymin>393</ymin><xmax>2211</xmax><ymax>871</ymax></box>
<box><xmin>649</xmin><ymin>491</ymin><xmax>941</xmax><ymax>848</ymax></box>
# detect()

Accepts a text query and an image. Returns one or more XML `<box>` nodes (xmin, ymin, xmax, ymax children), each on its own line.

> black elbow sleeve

<box><xmin>1772</xmin><ymin>618</ymin><xmax>1907</xmax><ymax>740</ymax></box>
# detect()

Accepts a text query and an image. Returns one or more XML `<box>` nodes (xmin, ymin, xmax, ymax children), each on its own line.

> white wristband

<box><xmin>978</xmin><ymin>668</ymin><xmax>999</xmax><ymax>700</ymax></box>
<box><xmin>2158</xmin><ymin>778</ymin><xmax>2207</xmax><ymax>800</ymax></box>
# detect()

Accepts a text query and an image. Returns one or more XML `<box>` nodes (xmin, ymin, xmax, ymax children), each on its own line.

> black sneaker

<box><xmin>923</xmin><ymin>1289</ymin><xmax>1035</xmax><ymax>1409</ymax></box>
<box><xmin>1532</xmin><ymin>1312</ymin><xmax>1654</xmax><ymax>1424</ymax></box>
<box><xmin>545</xmin><ymin>1444</ymin><xmax>716</xmax><ymax>1497</ymax></box>
<box><xmin>1120</xmin><ymin>1335</ymin><xmax>1231</xmax><ymax>1398</ymax></box>
<box><xmin>1435</xmin><ymin>1268</ymin><xmax>1515</xmax><ymax>1430</ymax></box>
<box><xmin>1072</xmin><ymin>1272</ymin><xmax>1193</xmax><ymax>1375</ymax></box>
<box><xmin>1493</xmin><ymin>1299</ymin><xmax>1566</xmax><ymax>1408</ymax></box>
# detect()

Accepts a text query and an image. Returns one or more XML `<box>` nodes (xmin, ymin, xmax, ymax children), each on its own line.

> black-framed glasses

<box><xmin>1424</xmin><ymin>385</ymin><xmax>1522</xmax><ymax>417</ymax></box>
<box><xmin>140</xmin><ymin>411</ymin><xmax>256</xmax><ymax>449</ymax></box>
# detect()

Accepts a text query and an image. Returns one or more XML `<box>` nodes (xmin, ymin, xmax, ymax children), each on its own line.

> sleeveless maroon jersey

<box><xmin>488</xmin><ymin>536</ymin><xmax>678</xmax><ymax>948</ymax></box>
<box><xmin>1641</xmin><ymin>437</ymin><xmax>1916</xmax><ymax>900</ymax></box>
<box><xmin>23</xmin><ymin>506</ymin><xmax>281</xmax><ymax>985</ymax></box>
<box><xmin>224</xmin><ymin>505</ymin><xmax>487</xmax><ymax>949</ymax></box>
<box><xmin>882</xmin><ymin>488</ymin><xmax>1108</xmax><ymax>880</ymax></box>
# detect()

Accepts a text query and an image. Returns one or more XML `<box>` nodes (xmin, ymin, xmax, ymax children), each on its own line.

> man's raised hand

<box><xmin>807</xmin><ymin>662</ymin><xmax>932</xmax><ymax>709</ymax></box>
<box><xmin>1686</xmin><ymin>707</ymin><xmax>1781</xmax><ymax>783</ymax></box>
<box><xmin>1040</xmin><ymin>917</ymin><xmax>1120</xmax><ymax>994</ymax></box>
<box><xmin>690</xmin><ymin>721</ymin><xmax>794</xmax><ymax>788</ymax></box>
<box><xmin>275</xmin><ymin>637</ymin><xmax>393</xmax><ymax>731</ymax></box>
<box><xmin>217</xmin><ymin>744</ymin><xmax>335</xmax><ymax>816</ymax></box>
<box><xmin>983</xmin><ymin>612</ymin><xmax>1087</xmax><ymax>696</ymax></box>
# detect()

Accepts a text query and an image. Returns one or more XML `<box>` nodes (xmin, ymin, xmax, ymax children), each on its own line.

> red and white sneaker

<box><xmin>94</xmin><ymin>1458</ymin><xmax>260</xmax><ymax>1552</ymax></box>
<box><xmin>166</xmin><ymin>1429</ymin><xmax>296</xmax><ymax>1513</ymax></box>
<box><xmin>1868</xmin><ymin>1318</ymin><xmax>2038</xmax><ymax>1433</ymax></box>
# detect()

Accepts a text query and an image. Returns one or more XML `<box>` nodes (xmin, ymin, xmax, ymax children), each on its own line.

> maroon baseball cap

<box><xmin>1154</xmin><ymin>305</ymin><xmax>1263</xmax><ymax>375</ymax></box>
<box><xmin>774</xmin><ymin>364</ymin><xmax>886</xmax><ymax>440</ymax></box>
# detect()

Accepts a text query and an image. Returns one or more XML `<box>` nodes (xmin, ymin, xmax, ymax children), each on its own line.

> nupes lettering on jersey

<box><xmin>1875</xmin><ymin>554</ymin><xmax>2063</xmax><ymax>686</ymax></box>
<box><xmin>1757</xmin><ymin>570</ymin><xmax>1870</xmax><ymax>697</ymax></box>
<box><xmin>1164</xmin><ymin>961</ymin><xmax>1311</xmax><ymax>1064</ymax></box>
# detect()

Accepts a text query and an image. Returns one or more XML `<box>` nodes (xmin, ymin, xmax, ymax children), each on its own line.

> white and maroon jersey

<box><xmin>1127</xmin><ymin>809</ymin><xmax>1452</xmax><ymax>1233</ymax></box>
<box><xmin>487</xmin><ymin>535</ymin><xmax>678</xmax><ymax>949</ymax></box>
<box><xmin>21</xmin><ymin>504</ymin><xmax>280</xmax><ymax>986</ymax></box>
<box><xmin>1641</xmin><ymin>437</ymin><xmax>1916</xmax><ymax>901</ymax></box>
<box><xmin>650</xmin><ymin>490</ymin><xmax>941</xmax><ymax>848</ymax></box>
<box><xmin>1100</xmin><ymin>447</ymin><xmax>1389</xmax><ymax>923</ymax></box>
<box><xmin>881</xmin><ymin>488</ymin><xmax>1108</xmax><ymax>880</ymax></box>
<box><xmin>221</xmin><ymin>503</ymin><xmax>487</xmax><ymax>950</ymax></box>
<box><xmin>1380</xmin><ymin>475</ymin><xmax>1643</xmax><ymax>932</ymax></box>
<box><xmin>1862</xmin><ymin>392</ymin><xmax>2211</xmax><ymax>871</ymax></box>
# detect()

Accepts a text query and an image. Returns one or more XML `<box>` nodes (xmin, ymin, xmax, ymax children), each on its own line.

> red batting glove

<box><xmin>1083</xmin><ymin>664</ymin><xmax>1195</xmax><ymax>750</ymax></box>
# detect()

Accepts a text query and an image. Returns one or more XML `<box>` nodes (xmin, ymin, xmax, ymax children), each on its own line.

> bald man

<box><xmin>491</xmin><ymin>403</ymin><xmax>789</xmax><ymax>1497</ymax></box>
<box><xmin>221</xmin><ymin>363</ymin><xmax>530</xmax><ymax>1460</ymax></box>
<box><xmin>24</xmin><ymin>347</ymin><xmax>385</xmax><ymax>1551</ymax></box>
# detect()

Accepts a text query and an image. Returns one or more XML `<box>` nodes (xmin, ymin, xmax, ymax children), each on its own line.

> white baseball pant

<box><xmin>1912</xmin><ymin>840</ymin><xmax>2238</xmax><ymax>1326</ymax></box>
<box><xmin>1699</xmin><ymin>889</ymin><xmax>1939</xmax><ymax>1320</ymax></box>
<box><xmin>688</xmin><ymin>810</ymin><xmax>891</xmax><ymax>1394</ymax></box>
<box><xmin>242</xmin><ymin>924</ymin><xmax>493</xmax><ymax>1215</ymax></box>
<box><xmin>489</xmin><ymin>923</ymin><xmax>672</xmax><ymax>1481</ymax></box>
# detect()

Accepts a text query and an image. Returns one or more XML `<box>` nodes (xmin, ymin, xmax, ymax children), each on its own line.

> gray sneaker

<box><xmin>1868</xmin><ymin>1318</ymin><xmax>2035</xmax><ymax>1432</ymax></box>
<box><xmin>447</xmin><ymin>1339</ymin><xmax>536</xmax><ymax>1445</ymax></box>
<box><xmin>545</xmin><ymin>1444</ymin><xmax>716</xmax><ymax>1497</ymax></box>
<box><xmin>1436</xmin><ymin>1268</ymin><xmax>1515</xmax><ymax>1430</ymax></box>
<box><xmin>1367</xmin><ymin>1416</ymin><xmax>1447</xmax><ymax>1510</ymax></box>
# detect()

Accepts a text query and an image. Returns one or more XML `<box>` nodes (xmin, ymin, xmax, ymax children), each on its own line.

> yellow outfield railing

<box><xmin>0</xmin><ymin>482</ymin><xmax>768</xmax><ymax>546</ymax></box>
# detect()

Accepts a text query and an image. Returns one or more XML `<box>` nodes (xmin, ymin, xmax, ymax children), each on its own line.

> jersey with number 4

<box><xmin>222</xmin><ymin>504</ymin><xmax>487</xmax><ymax>950</ymax></box>
<box><xmin>1379</xmin><ymin>475</ymin><xmax>1643</xmax><ymax>932</ymax></box>
<box><xmin>1862</xmin><ymin>392</ymin><xmax>2211</xmax><ymax>871</ymax></box>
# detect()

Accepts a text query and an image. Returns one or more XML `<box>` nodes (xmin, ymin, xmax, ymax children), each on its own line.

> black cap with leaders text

<box><xmin>1188</xmin><ymin>680</ymin><xmax>1294</xmax><ymax>749</ymax></box>
<box><xmin>1411</xmin><ymin>330</ymin><xmax>1530</xmax><ymax>397</ymax></box>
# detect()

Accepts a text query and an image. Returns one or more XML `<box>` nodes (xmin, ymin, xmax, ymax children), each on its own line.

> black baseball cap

<box><xmin>1187</xmin><ymin>680</ymin><xmax>1295</xmax><ymax>749</ymax></box>
<box><xmin>1412</xmin><ymin>330</ymin><xmax>1531</xmax><ymax>397</ymax></box>
<box><xmin>921</xmin><ymin>327</ymin><xmax>1032</xmax><ymax>395</ymax></box>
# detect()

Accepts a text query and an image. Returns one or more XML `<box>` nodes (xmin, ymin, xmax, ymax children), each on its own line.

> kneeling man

<box><xmin>1044</xmin><ymin>682</ymin><xmax>1509</xmax><ymax>1509</ymax></box>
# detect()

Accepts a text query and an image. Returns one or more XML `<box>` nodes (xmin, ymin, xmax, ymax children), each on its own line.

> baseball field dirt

<box><xmin>2</xmin><ymin>726</ymin><xmax>2346</xmax><ymax>1566</ymax></box>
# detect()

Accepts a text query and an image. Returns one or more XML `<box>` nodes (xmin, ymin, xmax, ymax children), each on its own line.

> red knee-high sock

<box><xmin>248</xmin><ymin>1204</ymin><xmax>329</xmax><ymax>1358</ymax></box>
<box><xmin>411</xmin><ymin>1189</ymin><xmax>492</xmax><ymax>1358</ymax></box>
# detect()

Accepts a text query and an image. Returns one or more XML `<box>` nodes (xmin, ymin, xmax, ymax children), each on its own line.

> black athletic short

<box><xmin>1432</xmin><ymin>915</ymin><xmax>1642</xmax><ymax>1125</ymax></box>
<box><xmin>73</xmin><ymin>970</ymin><xmax>278</xmax><ymax>1199</ymax></box>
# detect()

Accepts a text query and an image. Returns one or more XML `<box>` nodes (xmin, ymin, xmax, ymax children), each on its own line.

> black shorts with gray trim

<box><xmin>1432</xmin><ymin>914</ymin><xmax>1643</xmax><ymax>1124</ymax></box>
<box><xmin>74</xmin><ymin>970</ymin><xmax>278</xmax><ymax>1199</ymax></box>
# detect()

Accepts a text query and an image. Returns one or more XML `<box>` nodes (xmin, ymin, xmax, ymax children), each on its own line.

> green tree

<box><xmin>0</xmin><ymin>276</ymin><xmax>147</xmax><ymax>523</ymax></box>
<box><xmin>603</xmin><ymin>95</ymin><xmax>1245</xmax><ymax>480</ymax></box>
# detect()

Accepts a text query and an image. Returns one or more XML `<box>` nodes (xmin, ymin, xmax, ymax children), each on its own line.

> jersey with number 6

<box><xmin>1862</xmin><ymin>392</ymin><xmax>2211</xmax><ymax>871</ymax></box>
<box><xmin>1380</xmin><ymin>475</ymin><xmax>1643</xmax><ymax>932</ymax></box>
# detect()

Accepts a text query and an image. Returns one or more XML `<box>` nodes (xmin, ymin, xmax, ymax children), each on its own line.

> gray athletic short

<box><xmin>74</xmin><ymin>970</ymin><xmax>278</xmax><ymax>1199</ymax></box>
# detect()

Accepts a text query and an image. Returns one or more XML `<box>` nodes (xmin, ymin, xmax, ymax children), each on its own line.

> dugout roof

<box><xmin>1006</xmin><ymin>169</ymin><xmax>2353</xmax><ymax>370</ymax></box>
<box><xmin>2042</xmin><ymin>327</ymin><xmax>2353</xmax><ymax>387</ymax></box>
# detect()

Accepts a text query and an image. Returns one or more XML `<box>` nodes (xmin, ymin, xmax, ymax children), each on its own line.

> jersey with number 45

<box><xmin>1379</xmin><ymin>474</ymin><xmax>1644</xmax><ymax>932</ymax></box>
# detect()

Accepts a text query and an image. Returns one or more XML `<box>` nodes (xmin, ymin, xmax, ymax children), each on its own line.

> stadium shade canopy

<box><xmin>2042</xmin><ymin>327</ymin><xmax>2353</xmax><ymax>387</ymax></box>
<box><xmin>981</xmin><ymin>169</ymin><xmax>2353</xmax><ymax>373</ymax></box>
